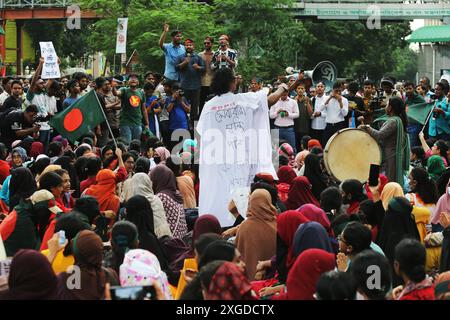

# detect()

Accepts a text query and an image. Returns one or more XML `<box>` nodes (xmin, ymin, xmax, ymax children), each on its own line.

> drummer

<box><xmin>359</xmin><ymin>96</ymin><xmax>410</xmax><ymax>187</ymax></box>
<box><xmin>317</xmin><ymin>82</ymin><xmax>349</xmax><ymax>145</ymax></box>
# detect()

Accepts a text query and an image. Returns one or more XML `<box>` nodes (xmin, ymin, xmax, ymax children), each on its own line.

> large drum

<box><xmin>324</xmin><ymin>128</ymin><xmax>381</xmax><ymax>183</ymax></box>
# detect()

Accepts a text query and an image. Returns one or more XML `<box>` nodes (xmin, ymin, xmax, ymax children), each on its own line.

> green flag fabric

<box><xmin>49</xmin><ymin>90</ymin><xmax>105</xmax><ymax>143</ymax></box>
<box><xmin>407</xmin><ymin>101</ymin><xmax>434</xmax><ymax>125</ymax></box>
<box><xmin>373</xmin><ymin>102</ymin><xmax>434</xmax><ymax>126</ymax></box>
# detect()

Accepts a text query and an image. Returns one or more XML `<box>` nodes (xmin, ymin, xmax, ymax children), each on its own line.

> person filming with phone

<box><xmin>317</xmin><ymin>82</ymin><xmax>349</xmax><ymax>145</ymax></box>
<box><xmin>428</xmin><ymin>81</ymin><xmax>450</xmax><ymax>141</ymax></box>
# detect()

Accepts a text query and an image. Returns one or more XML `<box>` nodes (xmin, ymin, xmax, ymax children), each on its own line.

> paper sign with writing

<box><xmin>39</xmin><ymin>42</ymin><xmax>60</xmax><ymax>79</ymax></box>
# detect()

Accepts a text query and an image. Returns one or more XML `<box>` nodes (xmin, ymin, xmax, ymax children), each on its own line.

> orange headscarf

<box><xmin>84</xmin><ymin>169</ymin><xmax>120</xmax><ymax>213</ymax></box>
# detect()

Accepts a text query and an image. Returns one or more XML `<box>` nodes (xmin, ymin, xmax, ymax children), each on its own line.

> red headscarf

<box><xmin>273</xmin><ymin>249</ymin><xmax>335</xmax><ymax>300</ymax></box>
<box><xmin>298</xmin><ymin>204</ymin><xmax>333</xmax><ymax>236</ymax></box>
<box><xmin>206</xmin><ymin>262</ymin><xmax>255</xmax><ymax>300</ymax></box>
<box><xmin>307</xmin><ymin>139</ymin><xmax>322</xmax><ymax>151</ymax></box>
<box><xmin>30</xmin><ymin>142</ymin><xmax>44</xmax><ymax>159</ymax></box>
<box><xmin>277</xmin><ymin>166</ymin><xmax>297</xmax><ymax>185</ymax></box>
<box><xmin>277</xmin><ymin>210</ymin><xmax>310</xmax><ymax>269</ymax></box>
<box><xmin>192</xmin><ymin>214</ymin><xmax>222</xmax><ymax>245</ymax></box>
<box><xmin>284</xmin><ymin>176</ymin><xmax>320</xmax><ymax>210</ymax></box>
<box><xmin>84</xmin><ymin>169</ymin><xmax>120</xmax><ymax>213</ymax></box>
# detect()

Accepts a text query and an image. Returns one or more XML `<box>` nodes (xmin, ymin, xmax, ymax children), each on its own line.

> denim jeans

<box><xmin>407</xmin><ymin>124</ymin><xmax>423</xmax><ymax>148</ymax></box>
<box><xmin>277</xmin><ymin>126</ymin><xmax>297</xmax><ymax>153</ymax></box>
<box><xmin>39</xmin><ymin>130</ymin><xmax>51</xmax><ymax>154</ymax></box>
<box><xmin>120</xmin><ymin>125</ymin><xmax>142</xmax><ymax>145</ymax></box>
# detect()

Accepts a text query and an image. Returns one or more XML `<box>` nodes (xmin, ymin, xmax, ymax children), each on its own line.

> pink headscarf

<box><xmin>298</xmin><ymin>204</ymin><xmax>333</xmax><ymax>236</ymax></box>
<box><xmin>278</xmin><ymin>143</ymin><xmax>295</xmax><ymax>167</ymax></box>
<box><xmin>154</xmin><ymin>147</ymin><xmax>171</xmax><ymax>162</ymax></box>
<box><xmin>432</xmin><ymin>180</ymin><xmax>450</xmax><ymax>225</ymax></box>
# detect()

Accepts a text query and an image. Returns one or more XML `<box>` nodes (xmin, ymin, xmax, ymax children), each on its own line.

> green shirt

<box><xmin>119</xmin><ymin>87</ymin><xmax>145</xmax><ymax>126</ymax></box>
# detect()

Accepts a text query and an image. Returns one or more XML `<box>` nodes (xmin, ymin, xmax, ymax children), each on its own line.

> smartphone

<box><xmin>368</xmin><ymin>164</ymin><xmax>380</xmax><ymax>187</ymax></box>
<box><xmin>58</xmin><ymin>230</ymin><xmax>66</xmax><ymax>246</ymax></box>
<box><xmin>110</xmin><ymin>286</ymin><xmax>157</xmax><ymax>300</ymax></box>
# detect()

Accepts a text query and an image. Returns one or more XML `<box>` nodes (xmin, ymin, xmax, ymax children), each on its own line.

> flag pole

<box><xmin>93</xmin><ymin>90</ymin><xmax>118</xmax><ymax>149</ymax></box>
<box><xmin>420</xmin><ymin>103</ymin><xmax>434</xmax><ymax>135</ymax></box>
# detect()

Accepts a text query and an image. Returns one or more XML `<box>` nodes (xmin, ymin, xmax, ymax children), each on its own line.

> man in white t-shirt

<box><xmin>26</xmin><ymin>57</ymin><xmax>59</xmax><ymax>152</ymax></box>
<box><xmin>318</xmin><ymin>82</ymin><xmax>349</xmax><ymax>145</ymax></box>
<box><xmin>196</xmin><ymin>68</ymin><xmax>288</xmax><ymax>227</ymax></box>
<box><xmin>311</xmin><ymin>81</ymin><xmax>328</xmax><ymax>145</ymax></box>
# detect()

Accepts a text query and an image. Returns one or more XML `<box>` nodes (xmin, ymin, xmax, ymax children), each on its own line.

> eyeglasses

<box><xmin>204</xmin><ymin>42</ymin><xmax>211</xmax><ymax>45</ymax></box>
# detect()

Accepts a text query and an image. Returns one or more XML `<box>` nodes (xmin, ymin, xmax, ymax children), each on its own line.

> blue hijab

<box><xmin>293</xmin><ymin>221</ymin><xmax>334</xmax><ymax>258</ymax></box>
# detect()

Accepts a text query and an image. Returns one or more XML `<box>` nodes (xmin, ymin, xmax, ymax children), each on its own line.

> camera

<box><xmin>369</xmin><ymin>90</ymin><xmax>384</xmax><ymax>110</ymax></box>
<box><xmin>178</xmin><ymin>89</ymin><xmax>184</xmax><ymax>97</ymax></box>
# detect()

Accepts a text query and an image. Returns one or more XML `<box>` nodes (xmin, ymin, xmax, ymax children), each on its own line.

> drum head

<box><xmin>324</xmin><ymin>128</ymin><xmax>381</xmax><ymax>183</ymax></box>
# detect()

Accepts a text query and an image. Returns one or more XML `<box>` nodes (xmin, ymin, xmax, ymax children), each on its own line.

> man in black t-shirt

<box><xmin>0</xmin><ymin>104</ymin><xmax>39</xmax><ymax>147</ymax></box>
<box><xmin>1</xmin><ymin>80</ymin><xmax>23</xmax><ymax>111</ymax></box>
<box><xmin>344</xmin><ymin>81</ymin><xmax>365</xmax><ymax>127</ymax></box>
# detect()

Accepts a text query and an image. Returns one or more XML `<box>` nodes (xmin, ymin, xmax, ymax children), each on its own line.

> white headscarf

<box><xmin>119</xmin><ymin>249</ymin><xmax>172</xmax><ymax>300</ymax></box>
<box><xmin>129</xmin><ymin>173</ymin><xmax>172</xmax><ymax>238</ymax></box>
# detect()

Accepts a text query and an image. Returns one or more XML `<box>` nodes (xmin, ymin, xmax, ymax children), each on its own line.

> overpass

<box><xmin>0</xmin><ymin>0</ymin><xmax>96</xmax><ymax>19</ymax></box>
<box><xmin>0</xmin><ymin>0</ymin><xmax>97</xmax><ymax>75</ymax></box>
<box><xmin>292</xmin><ymin>0</ymin><xmax>450</xmax><ymax>20</ymax></box>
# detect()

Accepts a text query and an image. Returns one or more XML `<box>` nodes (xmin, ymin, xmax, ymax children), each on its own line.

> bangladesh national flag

<box><xmin>406</xmin><ymin>101</ymin><xmax>434</xmax><ymax>125</ymax></box>
<box><xmin>49</xmin><ymin>90</ymin><xmax>105</xmax><ymax>143</ymax></box>
<box><xmin>373</xmin><ymin>102</ymin><xmax>434</xmax><ymax>126</ymax></box>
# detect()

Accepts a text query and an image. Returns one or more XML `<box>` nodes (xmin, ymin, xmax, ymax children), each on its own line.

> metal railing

<box><xmin>0</xmin><ymin>0</ymin><xmax>74</xmax><ymax>8</ymax></box>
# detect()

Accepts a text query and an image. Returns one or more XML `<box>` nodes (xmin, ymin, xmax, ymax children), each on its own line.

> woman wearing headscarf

<box><xmin>29</xmin><ymin>142</ymin><xmax>44</xmax><ymax>159</ymax></box>
<box><xmin>304</xmin><ymin>153</ymin><xmax>328</xmax><ymax>200</ymax></box>
<box><xmin>119</xmin><ymin>249</ymin><xmax>173</xmax><ymax>300</ymax></box>
<box><xmin>433</xmin><ymin>180</ymin><xmax>450</xmax><ymax>232</ymax></box>
<box><xmin>9</xmin><ymin>167</ymin><xmax>37</xmax><ymax>211</ymax></box>
<box><xmin>276</xmin><ymin>165</ymin><xmax>297</xmax><ymax>202</ymax></box>
<box><xmin>150</xmin><ymin>165</ymin><xmax>187</xmax><ymax>239</ymax></box>
<box><xmin>104</xmin><ymin>221</ymin><xmax>139</xmax><ymax>274</ymax></box>
<box><xmin>272</xmin><ymin>249</ymin><xmax>335</xmax><ymax>300</ymax></box>
<box><xmin>201</xmin><ymin>261</ymin><xmax>255</xmax><ymax>300</ymax></box>
<box><xmin>124</xmin><ymin>195</ymin><xmax>169</xmax><ymax>273</ymax></box>
<box><xmin>0</xmin><ymin>190</ymin><xmax>62</xmax><ymax>257</ymax></box>
<box><xmin>154</xmin><ymin>147</ymin><xmax>171</xmax><ymax>164</ymax></box>
<box><xmin>57</xmin><ymin>230</ymin><xmax>118</xmax><ymax>300</ymax></box>
<box><xmin>236</xmin><ymin>189</ymin><xmax>277</xmax><ymax>281</ymax></box>
<box><xmin>376</xmin><ymin>197</ymin><xmax>421</xmax><ymax>286</ymax></box>
<box><xmin>174</xmin><ymin>214</ymin><xmax>222</xmax><ymax>299</ymax></box>
<box><xmin>294</xmin><ymin>150</ymin><xmax>309</xmax><ymax>175</ymax></box>
<box><xmin>11</xmin><ymin>147</ymin><xmax>27</xmax><ymax>168</ymax></box>
<box><xmin>84</xmin><ymin>169</ymin><xmax>120</xmax><ymax>220</ymax></box>
<box><xmin>129</xmin><ymin>172</ymin><xmax>172</xmax><ymax>238</ymax></box>
<box><xmin>292</xmin><ymin>221</ymin><xmax>334</xmax><ymax>259</ymax></box>
<box><xmin>0</xmin><ymin>249</ymin><xmax>58</xmax><ymax>300</ymax></box>
<box><xmin>298</xmin><ymin>204</ymin><xmax>333</xmax><ymax>236</ymax></box>
<box><xmin>428</xmin><ymin>155</ymin><xmax>446</xmax><ymax>182</ymax></box>
<box><xmin>380</xmin><ymin>182</ymin><xmax>405</xmax><ymax>211</ymax></box>
<box><xmin>284</xmin><ymin>176</ymin><xmax>320</xmax><ymax>210</ymax></box>
<box><xmin>276</xmin><ymin>210</ymin><xmax>310</xmax><ymax>283</ymax></box>
<box><xmin>278</xmin><ymin>143</ymin><xmax>295</xmax><ymax>167</ymax></box>
<box><xmin>165</xmin><ymin>155</ymin><xmax>197</xmax><ymax>209</ymax></box>
<box><xmin>359</xmin><ymin>96</ymin><xmax>410</xmax><ymax>186</ymax></box>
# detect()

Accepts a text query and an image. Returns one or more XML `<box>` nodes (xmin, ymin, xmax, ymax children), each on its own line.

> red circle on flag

<box><xmin>64</xmin><ymin>108</ymin><xmax>83</xmax><ymax>132</ymax></box>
